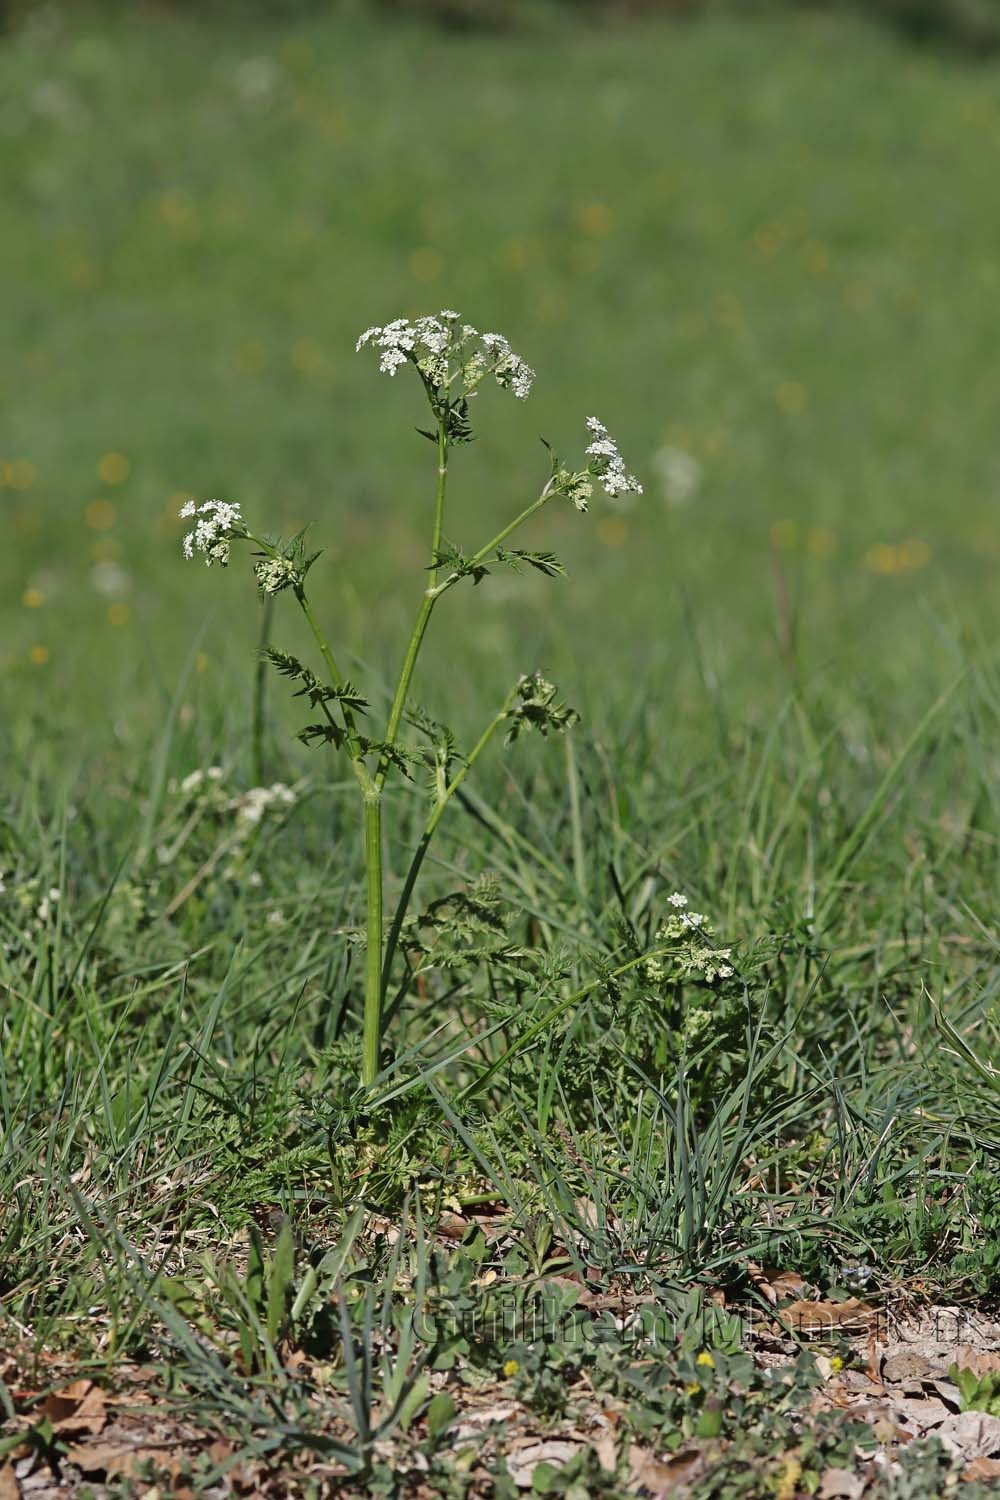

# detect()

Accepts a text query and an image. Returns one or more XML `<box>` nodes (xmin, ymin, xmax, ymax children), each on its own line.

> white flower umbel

<box><xmin>585</xmin><ymin>418</ymin><xmax>643</xmax><ymax>500</ymax></box>
<box><xmin>356</xmin><ymin>311</ymin><xmax>535</xmax><ymax>400</ymax></box>
<box><xmin>356</xmin><ymin>318</ymin><xmax>416</xmax><ymax>376</ymax></box>
<box><xmin>479</xmin><ymin>331</ymin><xmax>535</xmax><ymax>400</ymax></box>
<box><xmin>644</xmin><ymin>900</ymin><xmax>736</xmax><ymax>985</ymax></box>
<box><xmin>179</xmin><ymin>766</ymin><xmax>225</xmax><ymax>796</ymax></box>
<box><xmin>232</xmin><ymin>782</ymin><xmax>296</xmax><ymax>827</ymax></box>
<box><xmin>180</xmin><ymin>499</ymin><xmax>247</xmax><ymax>567</ymax></box>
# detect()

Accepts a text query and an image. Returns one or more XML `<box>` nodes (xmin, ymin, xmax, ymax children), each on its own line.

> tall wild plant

<box><xmin>178</xmin><ymin>311</ymin><xmax>641</xmax><ymax>1087</ymax></box>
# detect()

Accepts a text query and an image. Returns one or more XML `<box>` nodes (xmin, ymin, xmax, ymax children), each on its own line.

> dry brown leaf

<box><xmin>452</xmin><ymin>1402</ymin><xmax>519</xmax><ymax>1441</ymax></box>
<box><xmin>435</xmin><ymin>1213</ymin><xmax>470</xmax><ymax>1241</ymax></box>
<box><xmin>506</xmin><ymin>1438</ymin><xmax>585</xmax><ymax>1487</ymax></box>
<box><xmin>780</xmin><ymin>1298</ymin><xmax>874</xmax><ymax>1335</ymax></box>
<box><xmin>63</xmin><ymin>1442</ymin><xmax>143</xmax><ymax>1477</ymax></box>
<box><xmin>962</xmin><ymin>1456</ymin><xmax>1000</xmax><ymax>1482</ymax></box>
<box><xmin>887</xmin><ymin>1395</ymin><xmax>950</xmax><ymax>1432</ymax></box>
<box><xmin>951</xmin><ymin>1347</ymin><xmax>1000</xmax><ymax>1380</ymax></box>
<box><xmin>936</xmin><ymin>1411</ymin><xmax>1000</xmax><ymax>1460</ymax></box>
<box><xmin>41</xmin><ymin>1380</ymin><xmax>107</xmax><ymax>1436</ymax></box>
<box><xmin>0</xmin><ymin>1463</ymin><xmax>20</xmax><ymax>1500</ymax></box>
<box><xmin>817</xmin><ymin>1468</ymin><xmax>865</xmax><ymax>1500</ymax></box>
<box><xmin>592</xmin><ymin>1431</ymin><xmax>618</xmax><ymax>1473</ymax></box>
<box><xmin>628</xmin><ymin>1445</ymin><xmax>703</xmax><ymax>1496</ymax></box>
<box><xmin>574</xmin><ymin>1199</ymin><xmax>601</xmax><ymax>1230</ymax></box>
<box><xmin>747</xmin><ymin>1262</ymin><xmax>810</xmax><ymax>1306</ymax></box>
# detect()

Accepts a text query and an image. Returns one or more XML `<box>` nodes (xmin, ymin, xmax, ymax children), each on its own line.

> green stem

<box><xmin>245</xmin><ymin>530</ymin><xmax>371</xmax><ymax>786</ymax></box>
<box><xmin>380</xmin><ymin>692</ymin><xmax>515</xmax><ymax>997</ymax></box>
<box><xmin>252</xmin><ymin>595</ymin><xmax>274</xmax><ymax>784</ymax></box>
<box><xmin>376</xmin><ymin>595</ymin><xmax>435</xmax><ymax>790</ymax></box>
<box><xmin>375</xmin><ymin>423</ymin><xmax>449</xmax><ymax>791</ymax></box>
<box><xmin>293</xmin><ymin>586</ymin><xmax>373</xmax><ymax>793</ymax></box>
<box><xmin>362</xmin><ymin>792</ymin><xmax>383</xmax><ymax>1087</ymax></box>
<box><xmin>363</xmin><ymin>421</ymin><xmax>448</xmax><ymax>1083</ymax></box>
<box><xmin>429</xmin><ymin>482</ymin><xmax>555</xmax><ymax>603</ymax></box>
<box><xmin>431</xmin><ymin>423</ymin><xmax>448</xmax><ymax>581</ymax></box>
<box><xmin>295</xmin><ymin>586</ymin><xmax>346</xmax><ymax>692</ymax></box>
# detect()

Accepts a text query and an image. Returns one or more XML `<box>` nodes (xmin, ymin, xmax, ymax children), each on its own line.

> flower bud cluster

<box><xmin>254</xmin><ymin>556</ymin><xmax>300</xmax><ymax>596</ymax></box>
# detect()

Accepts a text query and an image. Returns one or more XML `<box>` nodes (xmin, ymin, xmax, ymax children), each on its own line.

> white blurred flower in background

<box><xmin>653</xmin><ymin>445</ymin><xmax>702</xmax><ymax>507</ymax></box>
<box><xmin>90</xmin><ymin>560</ymin><xmax>131</xmax><ymax>598</ymax></box>
<box><xmin>235</xmin><ymin>57</ymin><xmax>279</xmax><ymax>107</ymax></box>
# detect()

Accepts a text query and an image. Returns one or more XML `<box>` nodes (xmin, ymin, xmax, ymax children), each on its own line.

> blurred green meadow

<box><xmin>4</xmin><ymin>1</ymin><xmax>1000</xmax><ymax>753</ymax></box>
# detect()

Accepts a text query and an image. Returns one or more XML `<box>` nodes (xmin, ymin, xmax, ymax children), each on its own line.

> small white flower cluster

<box><xmin>356</xmin><ymin>317</ymin><xmax>417</xmax><ymax>376</ymax></box>
<box><xmin>479</xmin><ymin>330</ymin><xmax>535</xmax><ymax>400</ymax></box>
<box><xmin>174</xmin><ymin>766</ymin><xmax>226</xmax><ymax>797</ymax></box>
<box><xmin>254</xmin><ymin>556</ymin><xmax>299</xmax><ymax>596</ymax></box>
<box><xmin>585</xmin><ymin>418</ymin><xmax>643</xmax><ymax>500</ymax></box>
<box><xmin>646</xmin><ymin>893</ymin><xmax>735</xmax><ymax>983</ymax></box>
<box><xmin>232</xmin><ymin>782</ymin><xmax>296</xmax><ymax>826</ymax></box>
<box><xmin>2</xmin><ymin>875</ymin><xmax>60</xmax><ymax>928</ymax></box>
<box><xmin>36</xmin><ymin>887</ymin><xmax>61</xmax><ymax>923</ymax></box>
<box><xmin>180</xmin><ymin>499</ymin><xmax>247</xmax><ymax>567</ymax></box>
<box><xmin>356</xmin><ymin>311</ymin><xmax>535</xmax><ymax>400</ymax></box>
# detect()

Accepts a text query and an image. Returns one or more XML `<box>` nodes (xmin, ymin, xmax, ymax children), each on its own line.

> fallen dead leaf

<box><xmin>747</xmin><ymin>1262</ymin><xmax>810</xmax><ymax>1306</ymax></box>
<box><xmin>817</xmin><ymin>1467</ymin><xmax>865</xmax><ymax>1500</ymax></box>
<box><xmin>62</xmin><ymin>1441</ymin><xmax>170</xmax><ymax>1479</ymax></box>
<box><xmin>951</xmin><ymin>1347</ymin><xmax>1000</xmax><ymax>1381</ymax></box>
<box><xmin>887</xmin><ymin>1396</ymin><xmax>950</xmax><ymax>1432</ymax></box>
<box><xmin>452</xmin><ymin>1402</ymin><xmax>519</xmax><ymax>1441</ymax></box>
<box><xmin>962</xmin><ymin>1456</ymin><xmax>1000</xmax><ymax>1482</ymax></box>
<box><xmin>780</xmin><ymin>1298</ymin><xmax>874</xmax><ymax>1335</ymax></box>
<box><xmin>41</xmin><ymin>1380</ymin><xmax>107</xmax><ymax>1436</ymax></box>
<box><xmin>936</xmin><ymin>1411</ymin><xmax>1000</xmax><ymax>1461</ymax></box>
<box><xmin>0</xmin><ymin>1463</ymin><xmax>19</xmax><ymax>1500</ymax></box>
<box><xmin>628</xmin><ymin>1445</ymin><xmax>704</xmax><ymax>1496</ymax></box>
<box><xmin>435</xmin><ymin>1213</ymin><xmax>470</xmax><ymax>1241</ymax></box>
<box><xmin>592</xmin><ymin>1431</ymin><xmax>617</xmax><ymax>1473</ymax></box>
<box><xmin>506</xmin><ymin>1438</ymin><xmax>585</xmax><ymax>1487</ymax></box>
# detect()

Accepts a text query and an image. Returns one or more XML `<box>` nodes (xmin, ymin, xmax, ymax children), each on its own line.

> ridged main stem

<box><xmin>362</xmin><ymin>792</ymin><xmax>383</xmax><ymax>1087</ymax></box>
<box><xmin>362</xmin><ymin>422</ymin><xmax>448</xmax><ymax>1088</ymax></box>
